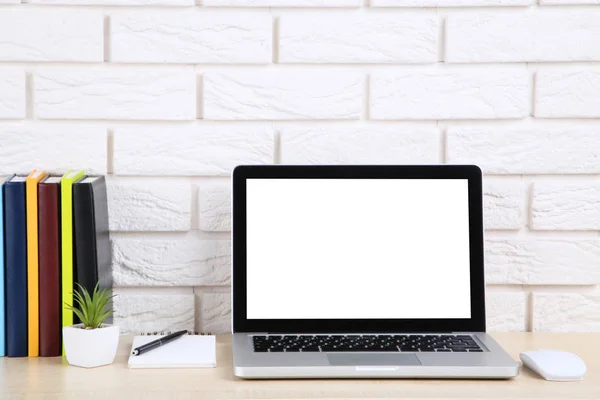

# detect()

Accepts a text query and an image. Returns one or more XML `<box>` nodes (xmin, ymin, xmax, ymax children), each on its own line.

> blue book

<box><xmin>4</xmin><ymin>176</ymin><xmax>28</xmax><ymax>357</ymax></box>
<box><xmin>0</xmin><ymin>176</ymin><xmax>6</xmax><ymax>357</ymax></box>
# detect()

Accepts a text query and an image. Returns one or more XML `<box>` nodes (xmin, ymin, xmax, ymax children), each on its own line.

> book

<box><xmin>60</xmin><ymin>170</ymin><xmax>86</xmax><ymax>334</ymax></box>
<box><xmin>128</xmin><ymin>334</ymin><xmax>216</xmax><ymax>369</ymax></box>
<box><xmin>38</xmin><ymin>176</ymin><xmax>62</xmax><ymax>357</ymax></box>
<box><xmin>4</xmin><ymin>175</ymin><xmax>28</xmax><ymax>357</ymax></box>
<box><xmin>73</xmin><ymin>176</ymin><xmax>112</xmax><ymax>323</ymax></box>
<box><xmin>26</xmin><ymin>169</ymin><xmax>47</xmax><ymax>357</ymax></box>
<box><xmin>0</xmin><ymin>177</ymin><xmax>6</xmax><ymax>357</ymax></box>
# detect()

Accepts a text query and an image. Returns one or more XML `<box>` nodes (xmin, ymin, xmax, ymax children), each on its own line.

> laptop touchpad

<box><xmin>327</xmin><ymin>353</ymin><xmax>421</xmax><ymax>366</ymax></box>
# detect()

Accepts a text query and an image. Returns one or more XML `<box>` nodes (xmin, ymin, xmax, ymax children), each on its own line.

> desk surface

<box><xmin>1</xmin><ymin>333</ymin><xmax>599</xmax><ymax>399</ymax></box>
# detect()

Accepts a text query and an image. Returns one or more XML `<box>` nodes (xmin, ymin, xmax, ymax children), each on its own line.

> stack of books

<box><xmin>1</xmin><ymin>170</ymin><xmax>112</xmax><ymax>358</ymax></box>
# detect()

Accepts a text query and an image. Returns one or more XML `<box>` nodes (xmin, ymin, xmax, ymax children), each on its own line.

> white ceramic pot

<box><xmin>63</xmin><ymin>324</ymin><xmax>119</xmax><ymax>368</ymax></box>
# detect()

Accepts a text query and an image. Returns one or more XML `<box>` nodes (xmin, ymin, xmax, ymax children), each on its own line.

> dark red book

<box><xmin>38</xmin><ymin>176</ymin><xmax>62</xmax><ymax>357</ymax></box>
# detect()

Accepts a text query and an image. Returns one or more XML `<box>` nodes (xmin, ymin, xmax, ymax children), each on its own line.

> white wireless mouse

<box><xmin>520</xmin><ymin>349</ymin><xmax>586</xmax><ymax>381</ymax></box>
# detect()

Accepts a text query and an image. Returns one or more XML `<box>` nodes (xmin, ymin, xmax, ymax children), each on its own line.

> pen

<box><xmin>132</xmin><ymin>330</ymin><xmax>188</xmax><ymax>356</ymax></box>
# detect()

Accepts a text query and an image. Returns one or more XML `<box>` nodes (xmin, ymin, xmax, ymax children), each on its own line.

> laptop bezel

<box><xmin>232</xmin><ymin>165</ymin><xmax>485</xmax><ymax>334</ymax></box>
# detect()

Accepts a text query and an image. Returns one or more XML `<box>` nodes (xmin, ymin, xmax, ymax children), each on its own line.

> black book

<box><xmin>73</xmin><ymin>176</ymin><xmax>112</xmax><ymax>323</ymax></box>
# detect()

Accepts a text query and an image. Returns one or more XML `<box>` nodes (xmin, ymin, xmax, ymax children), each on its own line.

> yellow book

<box><xmin>26</xmin><ymin>170</ymin><xmax>47</xmax><ymax>358</ymax></box>
<box><xmin>60</xmin><ymin>170</ymin><xmax>86</xmax><ymax>342</ymax></box>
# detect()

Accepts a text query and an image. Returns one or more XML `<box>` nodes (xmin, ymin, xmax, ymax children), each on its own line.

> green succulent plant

<box><xmin>66</xmin><ymin>283</ymin><xmax>115</xmax><ymax>329</ymax></box>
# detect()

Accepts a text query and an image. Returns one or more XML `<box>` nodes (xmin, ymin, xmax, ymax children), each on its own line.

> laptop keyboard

<box><xmin>253</xmin><ymin>334</ymin><xmax>483</xmax><ymax>353</ymax></box>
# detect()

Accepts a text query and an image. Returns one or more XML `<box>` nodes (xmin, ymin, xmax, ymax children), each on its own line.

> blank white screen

<box><xmin>246</xmin><ymin>179</ymin><xmax>471</xmax><ymax>320</ymax></box>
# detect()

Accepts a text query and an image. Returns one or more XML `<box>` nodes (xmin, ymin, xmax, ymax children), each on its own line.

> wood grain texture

<box><xmin>1</xmin><ymin>333</ymin><xmax>599</xmax><ymax>399</ymax></box>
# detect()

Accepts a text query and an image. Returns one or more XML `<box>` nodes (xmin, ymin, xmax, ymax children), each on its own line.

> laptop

<box><xmin>231</xmin><ymin>165</ymin><xmax>519</xmax><ymax>379</ymax></box>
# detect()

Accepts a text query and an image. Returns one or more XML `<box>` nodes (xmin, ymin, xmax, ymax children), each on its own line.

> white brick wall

<box><xmin>533</xmin><ymin>293</ymin><xmax>600</xmax><ymax>332</ymax></box>
<box><xmin>372</xmin><ymin>0</ymin><xmax>531</xmax><ymax>5</ymax></box>
<box><xmin>204</xmin><ymin>70</ymin><xmax>362</xmax><ymax>120</ymax></box>
<box><xmin>486</xmin><ymin>292</ymin><xmax>526</xmax><ymax>332</ymax></box>
<box><xmin>486</xmin><ymin>239</ymin><xmax>600</xmax><ymax>285</ymax></box>
<box><xmin>113</xmin><ymin>292</ymin><xmax>195</xmax><ymax>334</ymax></box>
<box><xmin>2</xmin><ymin>2</ymin><xmax>600</xmax><ymax>333</ymax></box>
<box><xmin>447</xmin><ymin>124</ymin><xmax>600</xmax><ymax>174</ymax></box>
<box><xmin>110</xmin><ymin>12</ymin><xmax>272</xmax><ymax>64</ymax></box>
<box><xmin>483</xmin><ymin>180</ymin><xmax>524</xmax><ymax>230</ymax></box>
<box><xmin>0</xmin><ymin>123</ymin><xmax>107</xmax><ymax>174</ymax></box>
<box><xmin>31</xmin><ymin>0</ymin><xmax>193</xmax><ymax>4</ymax></box>
<box><xmin>203</xmin><ymin>0</ymin><xmax>360</xmax><ymax>5</ymax></box>
<box><xmin>35</xmin><ymin>69</ymin><xmax>197</xmax><ymax>120</ymax></box>
<box><xmin>198</xmin><ymin>292</ymin><xmax>232</xmax><ymax>333</ymax></box>
<box><xmin>532</xmin><ymin>182</ymin><xmax>600</xmax><ymax>230</ymax></box>
<box><xmin>0</xmin><ymin>69</ymin><xmax>25</xmax><ymax>119</ymax></box>
<box><xmin>0</xmin><ymin>11</ymin><xmax>103</xmax><ymax>62</ymax></box>
<box><xmin>541</xmin><ymin>0</ymin><xmax>600</xmax><ymax>3</ymax></box>
<box><xmin>536</xmin><ymin>70</ymin><xmax>600</xmax><ymax>118</ymax></box>
<box><xmin>112</xmin><ymin>238</ymin><xmax>231</xmax><ymax>286</ymax></box>
<box><xmin>107</xmin><ymin>178</ymin><xmax>192</xmax><ymax>231</ymax></box>
<box><xmin>113</xmin><ymin>125</ymin><xmax>274</xmax><ymax>175</ymax></box>
<box><xmin>446</xmin><ymin>11</ymin><xmax>600</xmax><ymax>63</ymax></box>
<box><xmin>370</xmin><ymin>68</ymin><xmax>529</xmax><ymax>120</ymax></box>
<box><xmin>279</xmin><ymin>13</ymin><xmax>438</xmax><ymax>64</ymax></box>
<box><xmin>198</xmin><ymin>182</ymin><xmax>232</xmax><ymax>232</ymax></box>
<box><xmin>280</xmin><ymin>125</ymin><xmax>440</xmax><ymax>164</ymax></box>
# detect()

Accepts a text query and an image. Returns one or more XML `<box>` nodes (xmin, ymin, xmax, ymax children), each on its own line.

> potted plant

<box><xmin>63</xmin><ymin>283</ymin><xmax>119</xmax><ymax>368</ymax></box>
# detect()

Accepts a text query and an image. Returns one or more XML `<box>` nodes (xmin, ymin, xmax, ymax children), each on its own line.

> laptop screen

<box><xmin>245</xmin><ymin>178</ymin><xmax>472</xmax><ymax>320</ymax></box>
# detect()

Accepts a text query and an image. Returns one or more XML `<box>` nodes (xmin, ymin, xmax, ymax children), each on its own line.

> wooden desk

<box><xmin>1</xmin><ymin>333</ymin><xmax>598</xmax><ymax>399</ymax></box>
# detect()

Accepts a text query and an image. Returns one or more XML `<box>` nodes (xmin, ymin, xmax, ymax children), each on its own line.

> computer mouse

<box><xmin>520</xmin><ymin>349</ymin><xmax>586</xmax><ymax>381</ymax></box>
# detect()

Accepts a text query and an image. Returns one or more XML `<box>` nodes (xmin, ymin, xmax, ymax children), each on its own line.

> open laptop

<box><xmin>231</xmin><ymin>165</ymin><xmax>519</xmax><ymax>379</ymax></box>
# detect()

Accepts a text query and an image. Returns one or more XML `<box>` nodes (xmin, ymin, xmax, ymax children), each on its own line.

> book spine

<box><xmin>0</xmin><ymin>181</ymin><xmax>5</xmax><ymax>357</ymax></box>
<box><xmin>61</xmin><ymin>176</ymin><xmax>80</xmax><ymax>331</ymax></box>
<box><xmin>4</xmin><ymin>182</ymin><xmax>28</xmax><ymax>357</ymax></box>
<box><xmin>38</xmin><ymin>183</ymin><xmax>61</xmax><ymax>357</ymax></box>
<box><xmin>73</xmin><ymin>183</ymin><xmax>98</xmax><ymax>295</ymax></box>
<box><xmin>94</xmin><ymin>177</ymin><xmax>113</xmax><ymax>323</ymax></box>
<box><xmin>74</xmin><ymin>177</ymin><xmax>113</xmax><ymax>323</ymax></box>
<box><xmin>26</xmin><ymin>173</ymin><xmax>44</xmax><ymax>357</ymax></box>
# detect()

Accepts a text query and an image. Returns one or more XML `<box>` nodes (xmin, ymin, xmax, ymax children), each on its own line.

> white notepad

<box><xmin>127</xmin><ymin>335</ymin><xmax>216</xmax><ymax>369</ymax></box>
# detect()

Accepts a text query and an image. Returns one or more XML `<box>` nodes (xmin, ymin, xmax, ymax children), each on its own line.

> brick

<box><xmin>447</xmin><ymin>11</ymin><xmax>600</xmax><ymax>63</ymax></box>
<box><xmin>370</xmin><ymin>68</ymin><xmax>528</xmax><ymax>120</ymax></box>
<box><xmin>279</xmin><ymin>13</ymin><xmax>437</xmax><ymax>64</ymax></box>
<box><xmin>31</xmin><ymin>0</ymin><xmax>192</xmax><ymax>5</ymax></box>
<box><xmin>112</xmin><ymin>238</ymin><xmax>231</xmax><ymax>287</ymax></box>
<box><xmin>372</xmin><ymin>0</ymin><xmax>530</xmax><ymax>5</ymax></box>
<box><xmin>35</xmin><ymin>69</ymin><xmax>196</xmax><ymax>121</ymax></box>
<box><xmin>532</xmin><ymin>182</ymin><xmax>600</xmax><ymax>230</ymax></box>
<box><xmin>280</xmin><ymin>125</ymin><xmax>439</xmax><ymax>164</ymax></box>
<box><xmin>113</xmin><ymin>292</ymin><xmax>195</xmax><ymax>334</ymax></box>
<box><xmin>113</xmin><ymin>124</ymin><xmax>273</xmax><ymax>176</ymax></box>
<box><xmin>447</xmin><ymin>125</ymin><xmax>600</xmax><ymax>174</ymax></box>
<box><xmin>111</xmin><ymin>12</ymin><xmax>271</xmax><ymax>64</ymax></box>
<box><xmin>204</xmin><ymin>70</ymin><xmax>362</xmax><ymax>120</ymax></box>
<box><xmin>483</xmin><ymin>180</ymin><xmax>524</xmax><ymax>230</ymax></box>
<box><xmin>0</xmin><ymin>123</ymin><xmax>106</xmax><ymax>175</ymax></box>
<box><xmin>533</xmin><ymin>293</ymin><xmax>600</xmax><ymax>332</ymax></box>
<box><xmin>540</xmin><ymin>0</ymin><xmax>600</xmax><ymax>4</ymax></box>
<box><xmin>198</xmin><ymin>292</ymin><xmax>231</xmax><ymax>334</ymax></box>
<box><xmin>486</xmin><ymin>239</ymin><xmax>600</xmax><ymax>285</ymax></box>
<box><xmin>203</xmin><ymin>0</ymin><xmax>359</xmax><ymax>5</ymax></box>
<box><xmin>536</xmin><ymin>70</ymin><xmax>600</xmax><ymax>118</ymax></box>
<box><xmin>107</xmin><ymin>179</ymin><xmax>191</xmax><ymax>232</ymax></box>
<box><xmin>486</xmin><ymin>292</ymin><xmax>526</xmax><ymax>332</ymax></box>
<box><xmin>198</xmin><ymin>182</ymin><xmax>231</xmax><ymax>232</ymax></box>
<box><xmin>0</xmin><ymin>69</ymin><xmax>25</xmax><ymax>119</ymax></box>
<box><xmin>0</xmin><ymin>10</ymin><xmax>102</xmax><ymax>62</ymax></box>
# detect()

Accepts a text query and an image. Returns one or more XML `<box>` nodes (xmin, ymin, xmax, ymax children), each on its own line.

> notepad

<box><xmin>127</xmin><ymin>335</ymin><xmax>216</xmax><ymax>369</ymax></box>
